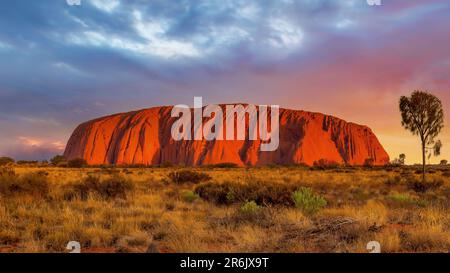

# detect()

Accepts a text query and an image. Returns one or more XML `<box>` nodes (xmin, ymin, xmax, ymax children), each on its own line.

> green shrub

<box><xmin>230</xmin><ymin>201</ymin><xmax>273</xmax><ymax>227</ymax></box>
<box><xmin>387</xmin><ymin>193</ymin><xmax>426</xmax><ymax>207</ymax></box>
<box><xmin>226</xmin><ymin>190</ymin><xmax>235</xmax><ymax>203</ymax></box>
<box><xmin>240</xmin><ymin>201</ymin><xmax>260</xmax><ymax>214</ymax></box>
<box><xmin>168</xmin><ymin>170</ymin><xmax>211</xmax><ymax>184</ymax></box>
<box><xmin>182</xmin><ymin>190</ymin><xmax>199</xmax><ymax>203</ymax></box>
<box><xmin>388</xmin><ymin>193</ymin><xmax>413</xmax><ymax>202</ymax></box>
<box><xmin>292</xmin><ymin>187</ymin><xmax>327</xmax><ymax>215</ymax></box>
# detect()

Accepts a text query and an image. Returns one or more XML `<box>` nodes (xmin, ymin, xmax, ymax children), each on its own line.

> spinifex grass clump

<box><xmin>292</xmin><ymin>187</ymin><xmax>327</xmax><ymax>215</ymax></box>
<box><xmin>0</xmin><ymin>167</ymin><xmax>49</xmax><ymax>199</ymax></box>
<box><xmin>230</xmin><ymin>201</ymin><xmax>274</xmax><ymax>227</ymax></box>
<box><xmin>239</xmin><ymin>201</ymin><xmax>261</xmax><ymax>214</ymax></box>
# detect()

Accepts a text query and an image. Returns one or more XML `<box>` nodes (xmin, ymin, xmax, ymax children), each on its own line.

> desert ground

<box><xmin>0</xmin><ymin>164</ymin><xmax>449</xmax><ymax>253</ymax></box>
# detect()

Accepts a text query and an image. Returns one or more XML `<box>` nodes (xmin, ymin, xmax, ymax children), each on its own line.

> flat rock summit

<box><xmin>64</xmin><ymin>105</ymin><xmax>390</xmax><ymax>166</ymax></box>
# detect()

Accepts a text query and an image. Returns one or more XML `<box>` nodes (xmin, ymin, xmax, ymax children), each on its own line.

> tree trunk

<box><xmin>422</xmin><ymin>140</ymin><xmax>426</xmax><ymax>182</ymax></box>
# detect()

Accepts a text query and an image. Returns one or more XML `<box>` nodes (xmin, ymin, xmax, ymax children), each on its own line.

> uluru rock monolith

<box><xmin>63</xmin><ymin>105</ymin><xmax>390</xmax><ymax>166</ymax></box>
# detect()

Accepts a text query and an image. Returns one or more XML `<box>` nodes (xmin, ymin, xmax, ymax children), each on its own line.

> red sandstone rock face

<box><xmin>64</xmin><ymin>106</ymin><xmax>390</xmax><ymax>166</ymax></box>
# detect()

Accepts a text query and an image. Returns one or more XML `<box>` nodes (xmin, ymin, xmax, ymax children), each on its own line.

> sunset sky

<box><xmin>0</xmin><ymin>0</ymin><xmax>449</xmax><ymax>164</ymax></box>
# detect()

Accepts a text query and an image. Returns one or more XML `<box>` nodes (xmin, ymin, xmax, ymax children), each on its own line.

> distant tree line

<box><xmin>0</xmin><ymin>155</ymin><xmax>87</xmax><ymax>168</ymax></box>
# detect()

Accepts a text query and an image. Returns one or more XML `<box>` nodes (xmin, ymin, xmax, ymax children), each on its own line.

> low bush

<box><xmin>209</xmin><ymin>163</ymin><xmax>239</xmax><ymax>168</ymax></box>
<box><xmin>413</xmin><ymin>169</ymin><xmax>437</xmax><ymax>175</ymax></box>
<box><xmin>168</xmin><ymin>170</ymin><xmax>211</xmax><ymax>184</ymax></box>
<box><xmin>407</xmin><ymin>179</ymin><xmax>443</xmax><ymax>193</ymax></box>
<box><xmin>67</xmin><ymin>158</ymin><xmax>87</xmax><ymax>168</ymax></box>
<box><xmin>65</xmin><ymin>175</ymin><xmax>134</xmax><ymax>200</ymax></box>
<box><xmin>160</xmin><ymin>161</ymin><xmax>174</xmax><ymax>168</ymax></box>
<box><xmin>292</xmin><ymin>187</ymin><xmax>327</xmax><ymax>215</ymax></box>
<box><xmin>0</xmin><ymin>157</ymin><xmax>14</xmax><ymax>166</ymax></box>
<box><xmin>195</xmin><ymin>180</ymin><xmax>297</xmax><ymax>206</ymax></box>
<box><xmin>384</xmin><ymin>176</ymin><xmax>402</xmax><ymax>186</ymax></box>
<box><xmin>363</xmin><ymin>158</ymin><xmax>375</xmax><ymax>168</ymax></box>
<box><xmin>311</xmin><ymin>159</ymin><xmax>341</xmax><ymax>170</ymax></box>
<box><xmin>57</xmin><ymin>162</ymin><xmax>68</xmax><ymax>168</ymax></box>
<box><xmin>0</xmin><ymin>170</ymin><xmax>49</xmax><ymax>198</ymax></box>
<box><xmin>50</xmin><ymin>155</ymin><xmax>67</xmax><ymax>166</ymax></box>
<box><xmin>16</xmin><ymin>160</ymin><xmax>39</xmax><ymax>165</ymax></box>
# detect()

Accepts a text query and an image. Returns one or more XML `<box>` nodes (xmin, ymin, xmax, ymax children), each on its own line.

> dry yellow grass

<box><xmin>0</xmin><ymin>165</ymin><xmax>449</xmax><ymax>253</ymax></box>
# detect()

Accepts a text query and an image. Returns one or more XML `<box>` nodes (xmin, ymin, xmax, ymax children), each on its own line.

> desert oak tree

<box><xmin>399</xmin><ymin>91</ymin><xmax>444</xmax><ymax>181</ymax></box>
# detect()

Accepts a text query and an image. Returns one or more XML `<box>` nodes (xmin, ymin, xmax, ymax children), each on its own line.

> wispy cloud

<box><xmin>90</xmin><ymin>0</ymin><xmax>120</xmax><ymax>13</ymax></box>
<box><xmin>0</xmin><ymin>136</ymin><xmax>65</xmax><ymax>160</ymax></box>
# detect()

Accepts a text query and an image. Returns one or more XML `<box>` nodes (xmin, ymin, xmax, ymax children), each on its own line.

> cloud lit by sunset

<box><xmin>0</xmin><ymin>0</ymin><xmax>449</xmax><ymax>163</ymax></box>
